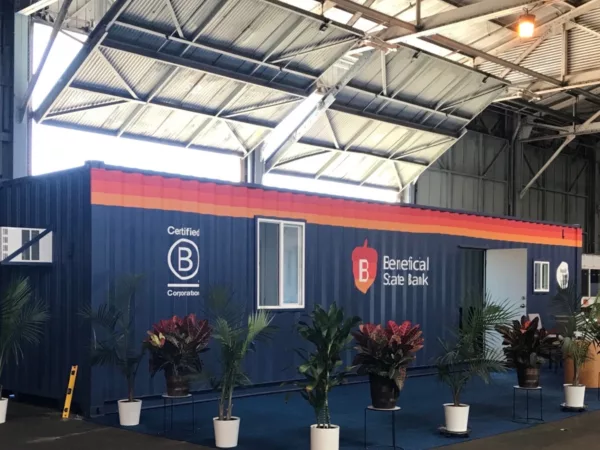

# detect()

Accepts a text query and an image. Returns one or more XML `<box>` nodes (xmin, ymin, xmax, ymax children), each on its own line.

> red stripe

<box><xmin>91</xmin><ymin>169</ymin><xmax>582</xmax><ymax>245</ymax></box>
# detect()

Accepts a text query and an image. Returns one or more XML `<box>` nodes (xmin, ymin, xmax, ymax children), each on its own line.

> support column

<box><xmin>400</xmin><ymin>182</ymin><xmax>415</xmax><ymax>204</ymax></box>
<box><xmin>12</xmin><ymin>12</ymin><xmax>31</xmax><ymax>179</ymax></box>
<box><xmin>589</xmin><ymin>147</ymin><xmax>598</xmax><ymax>253</ymax></box>
<box><xmin>0</xmin><ymin>1</ymin><xmax>14</xmax><ymax>179</ymax></box>
<box><xmin>246</xmin><ymin>149</ymin><xmax>264</xmax><ymax>185</ymax></box>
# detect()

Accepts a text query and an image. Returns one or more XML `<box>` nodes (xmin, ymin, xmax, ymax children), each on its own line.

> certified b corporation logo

<box><xmin>167</xmin><ymin>226</ymin><xmax>200</xmax><ymax>295</ymax></box>
<box><xmin>352</xmin><ymin>240</ymin><xmax>378</xmax><ymax>294</ymax></box>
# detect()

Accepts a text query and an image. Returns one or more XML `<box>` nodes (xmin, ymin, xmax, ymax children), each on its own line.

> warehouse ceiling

<box><xmin>22</xmin><ymin>0</ymin><xmax>600</xmax><ymax>190</ymax></box>
<box><xmin>26</xmin><ymin>0</ymin><xmax>507</xmax><ymax>191</ymax></box>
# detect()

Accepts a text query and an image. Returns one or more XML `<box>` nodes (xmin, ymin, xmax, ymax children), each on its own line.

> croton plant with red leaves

<box><xmin>144</xmin><ymin>313</ymin><xmax>212</xmax><ymax>377</ymax></box>
<box><xmin>352</xmin><ymin>320</ymin><xmax>424</xmax><ymax>389</ymax></box>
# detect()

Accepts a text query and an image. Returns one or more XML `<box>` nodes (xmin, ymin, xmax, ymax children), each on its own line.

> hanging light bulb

<box><xmin>518</xmin><ymin>12</ymin><xmax>536</xmax><ymax>38</ymax></box>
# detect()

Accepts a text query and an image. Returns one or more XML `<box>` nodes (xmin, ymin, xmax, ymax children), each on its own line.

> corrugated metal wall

<box><xmin>416</xmin><ymin>129</ymin><xmax>594</xmax><ymax>249</ymax></box>
<box><xmin>90</xmin><ymin>175</ymin><xmax>579</xmax><ymax>410</ymax></box>
<box><xmin>518</xmin><ymin>145</ymin><xmax>588</xmax><ymax>227</ymax></box>
<box><xmin>417</xmin><ymin>131</ymin><xmax>508</xmax><ymax>215</ymax></box>
<box><xmin>0</xmin><ymin>169</ymin><xmax>91</xmax><ymax>410</ymax></box>
<box><xmin>0</xmin><ymin>1</ymin><xmax>13</xmax><ymax>179</ymax></box>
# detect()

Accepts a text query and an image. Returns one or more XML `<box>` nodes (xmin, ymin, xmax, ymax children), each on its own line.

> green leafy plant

<box><xmin>552</xmin><ymin>285</ymin><xmax>600</xmax><ymax>386</ymax></box>
<box><xmin>495</xmin><ymin>316</ymin><xmax>553</xmax><ymax>368</ymax></box>
<box><xmin>293</xmin><ymin>304</ymin><xmax>361</xmax><ymax>429</ymax></box>
<box><xmin>352</xmin><ymin>320</ymin><xmax>424</xmax><ymax>390</ymax></box>
<box><xmin>436</xmin><ymin>295</ymin><xmax>515</xmax><ymax>406</ymax></box>
<box><xmin>0</xmin><ymin>277</ymin><xmax>49</xmax><ymax>396</ymax></box>
<box><xmin>82</xmin><ymin>274</ymin><xmax>146</xmax><ymax>402</ymax></box>
<box><xmin>207</xmin><ymin>286</ymin><xmax>276</xmax><ymax>421</ymax></box>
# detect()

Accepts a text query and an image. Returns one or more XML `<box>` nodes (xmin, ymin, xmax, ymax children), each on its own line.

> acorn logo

<box><xmin>352</xmin><ymin>240</ymin><xmax>378</xmax><ymax>294</ymax></box>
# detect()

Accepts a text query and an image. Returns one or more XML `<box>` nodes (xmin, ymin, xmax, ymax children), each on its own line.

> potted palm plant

<box><xmin>495</xmin><ymin>316</ymin><xmax>553</xmax><ymax>388</ymax></box>
<box><xmin>436</xmin><ymin>295</ymin><xmax>513</xmax><ymax>433</ymax></box>
<box><xmin>352</xmin><ymin>320</ymin><xmax>424</xmax><ymax>409</ymax></box>
<box><xmin>0</xmin><ymin>277</ymin><xmax>48</xmax><ymax>424</ymax></box>
<box><xmin>207</xmin><ymin>287</ymin><xmax>276</xmax><ymax>449</ymax></box>
<box><xmin>83</xmin><ymin>274</ymin><xmax>146</xmax><ymax>426</ymax></box>
<box><xmin>553</xmin><ymin>286</ymin><xmax>600</xmax><ymax>408</ymax></box>
<box><xmin>145</xmin><ymin>313</ymin><xmax>211</xmax><ymax>397</ymax></box>
<box><xmin>292</xmin><ymin>303</ymin><xmax>361</xmax><ymax>450</ymax></box>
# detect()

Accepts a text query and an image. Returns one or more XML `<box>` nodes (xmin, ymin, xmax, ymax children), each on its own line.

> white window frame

<box><xmin>533</xmin><ymin>261</ymin><xmax>550</xmax><ymax>293</ymax></box>
<box><xmin>256</xmin><ymin>218</ymin><xmax>305</xmax><ymax>310</ymax></box>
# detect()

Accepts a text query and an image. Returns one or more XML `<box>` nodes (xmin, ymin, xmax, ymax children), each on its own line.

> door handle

<box><xmin>520</xmin><ymin>304</ymin><xmax>526</xmax><ymax>308</ymax></box>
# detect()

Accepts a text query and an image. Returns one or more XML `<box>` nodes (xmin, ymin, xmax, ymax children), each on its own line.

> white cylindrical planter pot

<box><xmin>0</xmin><ymin>398</ymin><xmax>7</xmax><ymax>424</ymax></box>
<box><xmin>213</xmin><ymin>417</ymin><xmax>240</xmax><ymax>448</ymax></box>
<box><xmin>564</xmin><ymin>384</ymin><xmax>586</xmax><ymax>408</ymax></box>
<box><xmin>443</xmin><ymin>403</ymin><xmax>470</xmax><ymax>433</ymax></box>
<box><xmin>117</xmin><ymin>399</ymin><xmax>142</xmax><ymax>426</ymax></box>
<box><xmin>310</xmin><ymin>424</ymin><xmax>340</xmax><ymax>450</ymax></box>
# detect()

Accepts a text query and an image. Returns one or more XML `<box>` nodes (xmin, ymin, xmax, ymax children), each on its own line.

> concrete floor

<box><xmin>4</xmin><ymin>402</ymin><xmax>600</xmax><ymax>450</ymax></box>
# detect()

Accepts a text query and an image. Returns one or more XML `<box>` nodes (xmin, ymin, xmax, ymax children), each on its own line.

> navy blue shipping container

<box><xmin>0</xmin><ymin>163</ymin><xmax>582</xmax><ymax>415</ymax></box>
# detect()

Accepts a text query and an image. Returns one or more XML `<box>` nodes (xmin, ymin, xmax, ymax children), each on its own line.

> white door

<box><xmin>485</xmin><ymin>248</ymin><xmax>528</xmax><ymax>355</ymax></box>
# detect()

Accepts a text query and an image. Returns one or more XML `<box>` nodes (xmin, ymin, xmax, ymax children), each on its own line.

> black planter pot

<box><xmin>516</xmin><ymin>365</ymin><xmax>540</xmax><ymax>388</ymax></box>
<box><xmin>165</xmin><ymin>374</ymin><xmax>190</xmax><ymax>397</ymax></box>
<box><xmin>369</xmin><ymin>374</ymin><xmax>399</xmax><ymax>409</ymax></box>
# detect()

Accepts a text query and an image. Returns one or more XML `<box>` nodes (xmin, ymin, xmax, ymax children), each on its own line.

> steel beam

<box><xmin>270</xmin><ymin>37</ymin><xmax>358</xmax><ymax>63</ymax></box>
<box><xmin>378</xmin><ymin>0</ymin><xmax>537</xmax><ymax>42</ymax></box>
<box><xmin>331</xmin><ymin>0</ymin><xmax>550</xmax><ymax>89</ymax></box>
<box><xmin>264</xmin><ymin>50</ymin><xmax>381</xmax><ymax>172</ymax></box>
<box><xmin>60</xmin><ymin>83</ymin><xmax>432</xmax><ymax>170</ymax></box>
<box><xmin>18</xmin><ymin>0</ymin><xmax>74</xmax><ymax>121</ymax></box>
<box><xmin>113</xmin><ymin>20</ymin><xmax>471</xmax><ymax>123</ymax></box>
<box><xmin>561</xmin><ymin>23</ymin><xmax>568</xmax><ymax>81</ymax></box>
<box><xmin>45</xmin><ymin>100</ymin><xmax>128</xmax><ymax>118</ymax></box>
<box><xmin>33</xmin><ymin>0</ymin><xmax>133</xmax><ymax>122</ymax></box>
<box><xmin>94</xmin><ymin>40</ymin><xmax>458</xmax><ymax>138</ymax></box>
<box><xmin>17</xmin><ymin>0</ymin><xmax>59</xmax><ymax>15</ymax></box>
<box><xmin>482</xmin><ymin>0</ymin><xmax>600</xmax><ymax>59</ymax></box>
<box><xmin>521</xmin><ymin>122</ymin><xmax>600</xmax><ymax>142</ymax></box>
<box><xmin>499</xmin><ymin>35</ymin><xmax>545</xmax><ymax>79</ymax></box>
<box><xmin>520</xmin><ymin>109</ymin><xmax>600</xmax><ymax>198</ymax></box>
<box><xmin>269</xmin><ymin>169</ymin><xmax>400</xmax><ymax>193</ymax></box>
<box><xmin>163</xmin><ymin>0</ymin><xmax>184</xmax><ymax>38</ymax></box>
<box><xmin>509</xmin><ymin>99</ymin><xmax>582</xmax><ymax>124</ymax></box>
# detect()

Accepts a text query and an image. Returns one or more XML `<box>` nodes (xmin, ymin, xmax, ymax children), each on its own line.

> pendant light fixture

<box><xmin>518</xmin><ymin>11</ymin><xmax>536</xmax><ymax>38</ymax></box>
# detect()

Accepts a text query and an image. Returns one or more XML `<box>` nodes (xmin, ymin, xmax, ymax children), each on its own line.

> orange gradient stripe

<box><xmin>91</xmin><ymin>169</ymin><xmax>582</xmax><ymax>248</ymax></box>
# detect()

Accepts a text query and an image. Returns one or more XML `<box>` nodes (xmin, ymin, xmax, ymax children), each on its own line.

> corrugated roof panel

<box><xmin>38</xmin><ymin>0</ymin><xmax>510</xmax><ymax>190</ymax></box>
<box><xmin>568</xmin><ymin>27</ymin><xmax>600</xmax><ymax>74</ymax></box>
<box><xmin>520</xmin><ymin>34</ymin><xmax>562</xmax><ymax>79</ymax></box>
<box><xmin>74</xmin><ymin>50</ymin><xmax>133</xmax><ymax>97</ymax></box>
<box><xmin>50</xmin><ymin>88</ymin><xmax>119</xmax><ymax>115</ymax></box>
<box><xmin>119</xmin><ymin>0</ymin><xmax>174</xmax><ymax>33</ymax></box>
<box><xmin>276</xmin><ymin>148</ymin><xmax>336</xmax><ymax>174</ymax></box>
<box><xmin>148</xmin><ymin>108</ymin><xmax>198</xmax><ymax>142</ymax></box>
<box><xmin>358</xmin><ymin>160</ymin><xmax>399</xmax><ymax>187</ymax></box>
<box><xmin>100</xmin><ymin>47</ymin><xmax>173</xmax><ymax>99</ymax></box>
<box><xmin>227</xmin><ymin>122</ymin><xmax>269</xmax><ymax>150</ymax></box>
<box><xmin>46</xmin><ymin>101</ymin><xmax>139</xmax><ymax>131</ymax></box>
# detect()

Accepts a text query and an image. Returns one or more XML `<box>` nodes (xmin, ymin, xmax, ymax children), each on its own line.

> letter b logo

<box><xmin>359</xmin><ymin>259</ymin><xmax>369</xmax><ymax>282</ymax></box>
<box><xmin>178</xmin><ymin>247</ymin><xmax>193</xmax><ymax>272</ymax></box>
<box><xmin>168</xmin><ymin>239</ymin><xmax>199</xmax><ymax>281</ymax></box>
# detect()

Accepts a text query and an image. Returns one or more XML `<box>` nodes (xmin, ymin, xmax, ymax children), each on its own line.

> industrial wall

<box><xmin>417</xmin><ymin>131</ymin><xmax>508</xmax><ymax>216</ymax></box>
<box><xmin>416</xmin><ymin>129</ymin><xmax>595</xmax><ymax>251</ymax></box>
<box><xmin>89</xmin><ymin>165</ymin><xmax>581</xmax><ymax>411</ymax></box>
<box><xmin>0</xmin><ymin>1</ymin><xmax>13</xmax><ymax>180</ymax></box>
<box><xmin>0</xmin><ymin>169</ymin><xmax>92</xmax><ymax>409</ymax></box>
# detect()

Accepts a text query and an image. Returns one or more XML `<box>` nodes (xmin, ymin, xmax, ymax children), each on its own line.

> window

<box><xmin>257</xmin><ymin>219</ymin><xmax>305</xmax><ymax>309</ymax></box>
<box><xmin>533</xmin><ymin>261</ymin><xmax>550</xmax><ymax>293</ymax></box>
<box><xmin>21</xmin><ymin>229</ymin><xmax>41</xmax><ymax>261</ymax></box>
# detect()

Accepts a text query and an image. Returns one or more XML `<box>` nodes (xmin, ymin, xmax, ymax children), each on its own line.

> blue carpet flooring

<box><xmin>93</xmin><ymin>369</ymin><xmax>600</xmax><ymax>449</ymax></box>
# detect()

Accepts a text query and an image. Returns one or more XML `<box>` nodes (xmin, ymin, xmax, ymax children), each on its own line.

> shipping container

<box><xmin>0</xmin><ymin>162</ymin><xmax>583</xmax><ymax>415</ymax></box>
